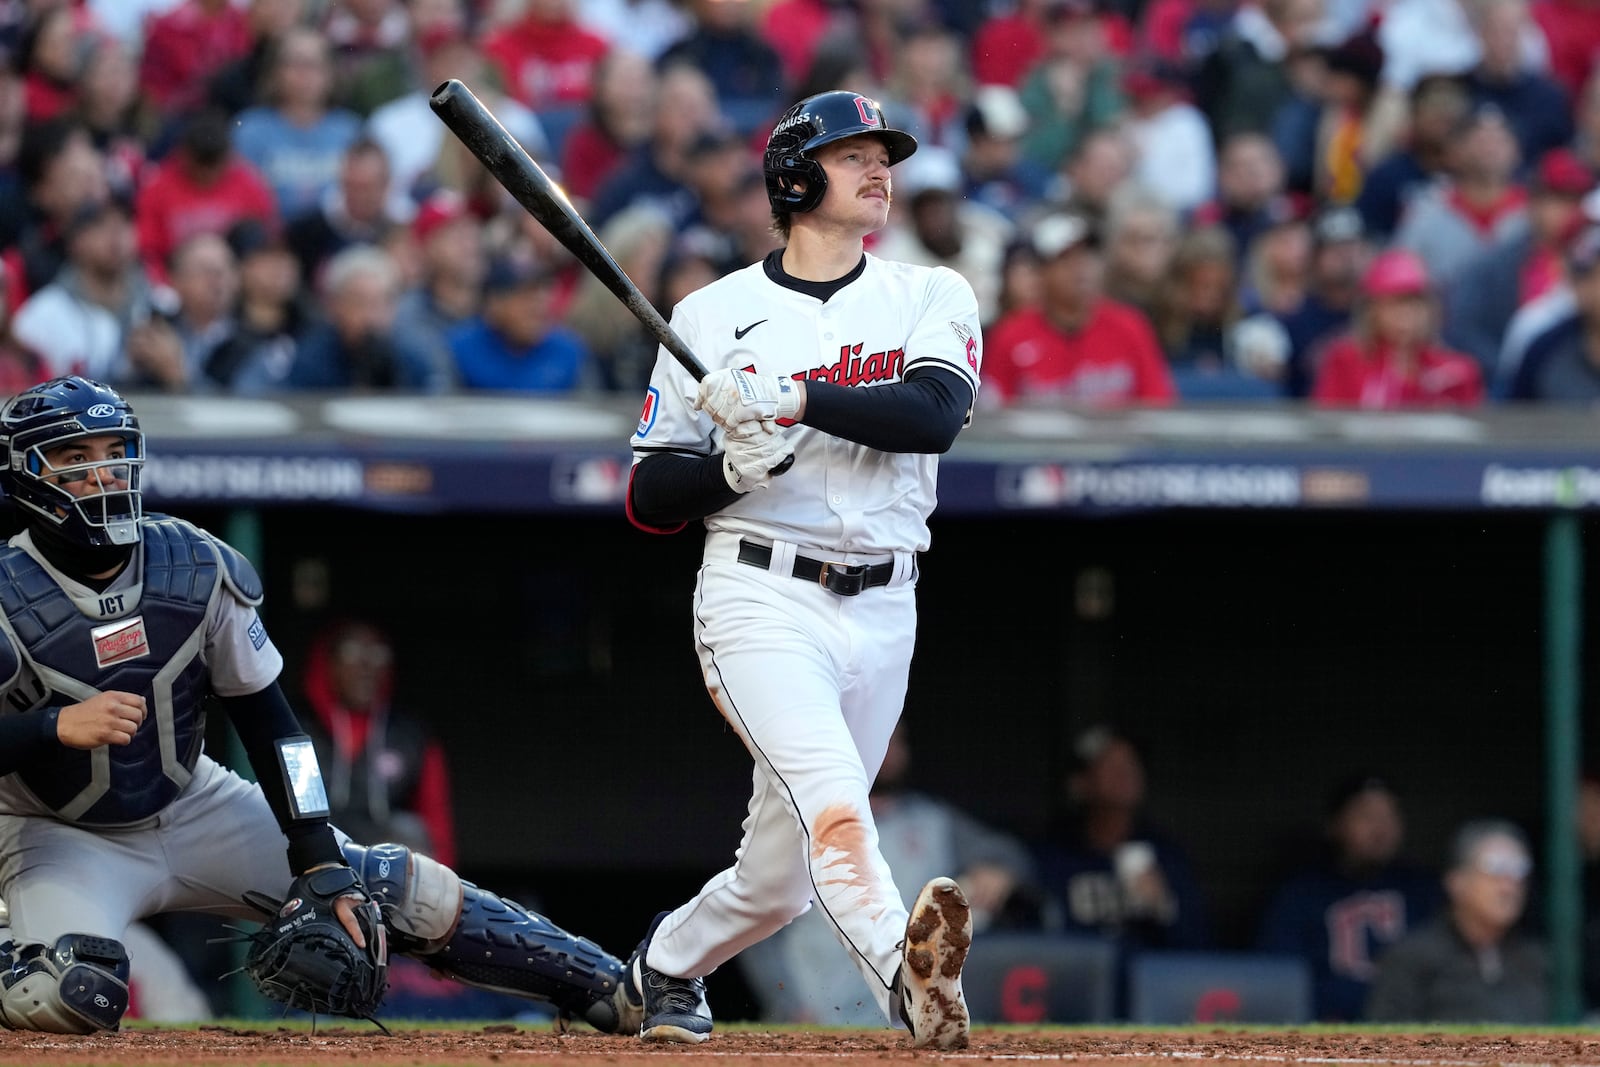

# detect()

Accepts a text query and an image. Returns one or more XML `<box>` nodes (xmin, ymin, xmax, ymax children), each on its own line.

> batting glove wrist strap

<box><xmin>697</xmin><ymin>369</ymin><xmax>800</xmax><ymax>430</ymax></box>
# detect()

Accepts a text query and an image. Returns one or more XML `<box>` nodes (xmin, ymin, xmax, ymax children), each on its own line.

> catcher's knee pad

<box><xmin>0</xmin><ymin>934</ymin><xmax>129</xmax><ymax>1033</ymax></box>
<box><xmin>419</xmin><ymin>883</ymin><xmax>631</xmax><ymax>1033</ymax></box>
<box><xmin>341</xmin><ymin>841</ymin><xmax>463</xmax><ymax>954</ymax></box>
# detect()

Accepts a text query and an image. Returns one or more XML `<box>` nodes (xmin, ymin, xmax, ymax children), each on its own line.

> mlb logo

<box><xmin>636</xmin><ymin>387</ymin><xmax>661</xmax><ymax>438</ymax></box>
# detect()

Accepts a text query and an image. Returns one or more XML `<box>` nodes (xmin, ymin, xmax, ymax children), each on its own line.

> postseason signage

<box><xmin>127</xmin><ymin>394</ymin><xmax>1600</xmax><ymax>515</ymax></box>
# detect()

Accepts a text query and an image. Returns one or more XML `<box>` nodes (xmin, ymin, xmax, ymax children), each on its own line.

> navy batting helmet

<box><xmin>764</xmin><ymin>90</ymin><xmax>918</xmax><ymax>215</ymax></box>
<box><xmin>0</xmin><ymin>376</ymin><xmax>144</xmax><ymax>547</ymax></box>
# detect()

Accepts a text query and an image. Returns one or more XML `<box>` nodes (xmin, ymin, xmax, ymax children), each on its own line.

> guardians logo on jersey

<box><xmin>768</xmin><ymin>343</ymin><xmax>906</xmax><ymax>388</ymax></box>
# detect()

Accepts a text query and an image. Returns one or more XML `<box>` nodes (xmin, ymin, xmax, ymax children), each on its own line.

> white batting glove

<box><xmin>696</xmin><ymin>368</ymin><xmax>800</xmax><ymax>432</ymax></box>
<box><xmin>722</xmin><ymin>422</ymin><xmax>795</xmax><ymax>493</ymax></box>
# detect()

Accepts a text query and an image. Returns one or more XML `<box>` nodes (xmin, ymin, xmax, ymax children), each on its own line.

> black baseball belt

<box><xmin>736</xmin><ymin>539</ymin><xmax>897</xmax><ymax>596</ymax></box>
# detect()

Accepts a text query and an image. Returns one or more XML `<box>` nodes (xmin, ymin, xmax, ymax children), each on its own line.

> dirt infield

<box><xmin>6</xmin><ymin>1026</ymin><xmax>1600</xmax><ymax>1067</ymax></box>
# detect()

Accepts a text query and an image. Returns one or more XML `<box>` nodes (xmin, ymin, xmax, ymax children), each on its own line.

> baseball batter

<box><xmin>0</xmin><ymin>376</ymin><xmax>642</xmax><ymax>1034</ymax></box>
<box><xmin>622</xmin><ymin>90</ymin><xmax>983</xmax><ymax>1048</ymax></box>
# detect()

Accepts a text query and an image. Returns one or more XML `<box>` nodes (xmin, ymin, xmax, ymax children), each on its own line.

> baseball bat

<box><xmin>429</xmin><ymin>78</ymin><xmax>793</xmax><ymax>475</ymax></box>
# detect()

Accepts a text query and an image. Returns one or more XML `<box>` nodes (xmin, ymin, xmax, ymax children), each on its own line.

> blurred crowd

<box><xmin>738</xmin><ymin>721</ymin><xmax>1583</xmax><ymax>1025</ymax></box>
<box><xmin>9</xmin><ymin>0</ymin><xmax>1600</xmax><ymax>406</ymax></box>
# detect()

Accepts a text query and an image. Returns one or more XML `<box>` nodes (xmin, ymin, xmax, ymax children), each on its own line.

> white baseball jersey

<box><xmin>632</xmin><ymin>253</ymin><xmax>983</xmax><ymax>555</ymax></box>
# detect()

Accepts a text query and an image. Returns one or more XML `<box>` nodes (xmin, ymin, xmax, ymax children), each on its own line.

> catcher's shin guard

<box><xmin>341</xmin><ymin>841</ymin><xmax>635</xmax><ymax>1033</ymax></box>
<box><xmin>426</xmin><ymin>883</ymin><xmax>636</xmax><ymax>1032</ymax></box>
<box><xmin>342</xmin><ymin>841</ymin><xmax>464</xmax><ymax>953</ymax></box>
<box><xmin>0</xmin><ymin>934</ymin><xmax>129</xmax><ymax>1033</ymax></box>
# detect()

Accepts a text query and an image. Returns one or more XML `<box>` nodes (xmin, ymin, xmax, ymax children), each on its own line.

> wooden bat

<box><xmin>429</xmin><ymin>78</ymin><xmax>793</xmax><ymax>473</ymax></box>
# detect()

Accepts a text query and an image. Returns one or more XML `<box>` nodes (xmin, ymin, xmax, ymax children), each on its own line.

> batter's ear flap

<box><xmin>774</xmin><ymin>157</ymin><xmax>807</xmax><ymax>190</ymax></box>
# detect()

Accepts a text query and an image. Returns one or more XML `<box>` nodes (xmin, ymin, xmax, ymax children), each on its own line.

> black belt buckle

<box><xmin>818</xmin><ymin>560</ymin><xmax>868</xmax><ymax>596</ymax></box>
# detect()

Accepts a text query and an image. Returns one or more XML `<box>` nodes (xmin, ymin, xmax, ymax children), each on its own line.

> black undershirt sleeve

<box><xmin>629</xmin><ymin>451</ymin><xmax>741</xmax><ymax>527</ymax></box>
<box><xmin>627</xmin><ymin>365</ymin><xmax>975</xmax><ymax>529</ymax></box>
<box><xmin>800</xmin><ymin>365</ymin><xmax>973</xmax><ymax>454</ymax></box>
<box><xmin>0</xmin><ymin>707</ymin><xmax>63</xmax><ymax>777</ymax></box>
<box><xmin>219</xmin><ymin>683</ymin><xmax>344</xmax><ymax>874</ymax></box>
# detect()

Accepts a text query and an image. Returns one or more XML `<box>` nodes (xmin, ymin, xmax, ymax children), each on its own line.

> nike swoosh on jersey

<box><xmin>734</xmin><ymin>319</ymin><xmax>768</xmax><ymax>339</ymax></box>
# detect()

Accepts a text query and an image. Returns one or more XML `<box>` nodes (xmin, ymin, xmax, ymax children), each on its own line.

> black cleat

<box><xmin>626</xmin><ymin>913</ymin><xmax>711</xmax><ymax>1044</ymax></box>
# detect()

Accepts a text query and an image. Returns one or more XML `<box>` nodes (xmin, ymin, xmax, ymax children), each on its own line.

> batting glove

<box><xmin>697</xmin><ymin>368</ymin><xmax>801</xmax><ymax>432</ymax></box>
<box><xmin>722</xmin><ymin>422</ymin><xmax>795</xmax><ymax>493</ymax></box>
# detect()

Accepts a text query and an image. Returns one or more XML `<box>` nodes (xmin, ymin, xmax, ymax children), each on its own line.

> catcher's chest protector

<box><xmin>0</xmin><ymin>520</ymin><xmax>218</xmax><ymax>824</ymax></box>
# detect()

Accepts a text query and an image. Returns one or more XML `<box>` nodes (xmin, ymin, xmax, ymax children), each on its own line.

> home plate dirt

<box><xmin>3</xmin><ymin>1026</ymin><xmax>1599</xmax><ymax>1067</ymax></box>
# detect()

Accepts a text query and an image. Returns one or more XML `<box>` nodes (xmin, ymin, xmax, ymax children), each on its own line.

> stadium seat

<box><xmin>1127</xmin><ymin>951</ymin><xmax>1313</xmax><ymax>1024</ymax></box>
<box><xmin>962</xmin><ymin>933</ymin><xmax>1118</xmax><ymax>1024</ymax></box>
<box><xmin>1170</xmin><ymin>367</ymin><xmax>1285</xmax><ymax>401</ymax></box>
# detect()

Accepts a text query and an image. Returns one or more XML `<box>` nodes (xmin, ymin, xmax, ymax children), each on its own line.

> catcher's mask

<box><xmin>0</xmin><ymin>376</ymin><xmax>144</xmax><ymax>548</ymax></box>
<box><xmin>764</xmin><ymin>90</ymin><xmax>918</xmax><ymax>215</ymax></box>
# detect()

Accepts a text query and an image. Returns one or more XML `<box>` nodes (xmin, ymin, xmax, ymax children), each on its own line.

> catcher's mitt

<box><xmin>244</xmin><ymin>864</ymin><xmax>389</xmax><ymax>1020</ymax></box>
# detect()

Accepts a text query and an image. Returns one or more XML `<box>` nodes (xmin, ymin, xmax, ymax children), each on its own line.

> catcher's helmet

<box><xmin>764</xmin><ymin>90</ymin><xmax>918</xmax><ymax>215</ymax></box>
<box><xmin>0</xmin><ymin>376</ymin><xmax>144</xmax><ymax>547</ymax></box>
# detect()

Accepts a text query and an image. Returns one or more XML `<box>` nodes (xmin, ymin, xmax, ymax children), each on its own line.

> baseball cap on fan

<box><xmin>225</xmin><ymin>217</ymin><xmax>287</xmax><ymax>262</ymax></box>
<box><xmin>1068</xmin><ymin>723</ymin><xmax>1147</xmax><ymax>770</ymax></box>
<box><xmin>1361</xmin><ymin>248</ymin><xmax>1430</xmax><ymax>298</ymax></box>
<box><xmin>483</xmin><ymin>256</ymin><xmax>555</xmax><ymax>295</ymax></box>
<box><xmin>64</xmin><ymin>195</ymin><xmax>132</xmax><ymax>242</ymax></box>
<box><xmin>1031</xmin><ymin>212</ymin><xmax>1099</xmax><ymax>258</ymax></box>
<box><xmin>1311</xmin><ymin>205</ymin><xmax>1364</xmax><ymax>246</ymax></box>
<box><xmin>413</xmin><ymin>189</ymin><xmax>472</xmax><ymax>244</ymax></box>
<box><xmin>1324</xmin><ymin>772</ymin><xmax>1398</xmax><ymax>819</ymax></box>
<box><xmin>896</xmin><ymin>145</ymin><xmax>963</xmax><ymax>201</ymax></box>
<box><xmin>1532</xmin><ymin>147</ymin><xmax>1595</xmax><ymax>199</ymax></box>
<box><xmin>966</xmin><ymin>85</ymin><xmax>1029</xmax><ymax>141</ymax></box>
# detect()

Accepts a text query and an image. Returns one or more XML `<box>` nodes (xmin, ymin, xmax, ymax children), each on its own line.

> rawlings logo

<box><xmin>90</xmin><ymin>616</ymin><xmax>149</xmax><ymax>668</ymax></box>
<box><xmin>279</xmin><ymin>897</ymin><xmax>303</xmax><ymax>917</ymax></box>
<box><xmin>378</xmin><ymin>858</ymin><xmax>391</xmax><ymax>879</ymax></box>
<box><xmin>86</xmin><ymin>404</ymin><xmax>115</xmax><ymax>418</ymax></box>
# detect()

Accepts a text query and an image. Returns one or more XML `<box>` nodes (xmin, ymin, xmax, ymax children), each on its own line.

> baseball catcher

<box><xmin>240</xmin><ymin>864</ymin><xmax>389</xmax><ymax>1021</ymax></box>
<box><xmin>0</xmin><ymin>377</ymin><xmax>640</xmax><ymax>1034</ymax></box>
